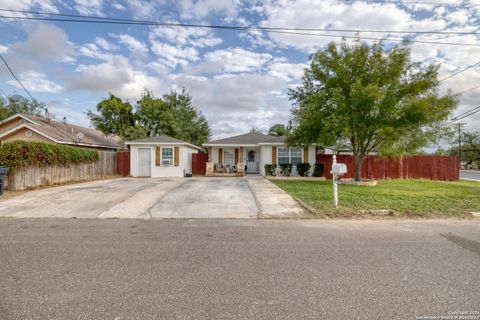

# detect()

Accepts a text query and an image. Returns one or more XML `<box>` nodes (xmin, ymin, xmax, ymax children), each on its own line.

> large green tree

<box><xmin>288</xmin><ymin>41</ymin><xmax>457</xmax><ymax>181</ymax></box>
<box><xmin>0</xmin><ymin>94</ymin><xmax>44</xmax><ymax>120</ymax></box>
<box><xmin>268</xmin><ymin>124</ymin><xmax>287</xmax><ymax>136</ymax></box>
<box><xmin>87</xmin><ymin>94</ymin><xmax>137</xmax><ymax>140</ymax></box>
<box><xmin>462</xmin><ymin>131</ymin><xmax>480</xmax><ymax>167</ymax></box>
<box><xmin>162</xmin><ymin>90</ymin><xmax>211</xmax><ymax>147</ymax></box>
<box><xmin>88</xmin><ymin>90</ymin><xmax>211</xmax><ymax>146</ymax></box>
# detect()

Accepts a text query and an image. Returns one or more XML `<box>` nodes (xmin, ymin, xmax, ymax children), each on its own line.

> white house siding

<box><xmin>129</xmin><ymin>145</ymin><xmax>141</xmax><ymax>177</ymax></box>
<box><xmin>210</xmin><ymin>146</ymin><xmax>219</xmax><ymax>163</ymax></box>
<box><xmin>207</xmin><ymin>144</ymin><xmax>315</xmax><ymax>176</ymax></box>
<box><xmin>182</xmin><ymin>146</ymin><xmax>197</xmax><ymax>174</ymax></box>
<box><xmin>130</xmin><ymin>144</ymin><xmax>197</xmax><ymax>178</ymax></box>
<box><xmin>259</xmin><ymin>145</ymin><xmax>272</xmax><ymax>176</ymax></box>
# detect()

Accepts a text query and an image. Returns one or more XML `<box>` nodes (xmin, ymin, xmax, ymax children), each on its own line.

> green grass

<box><xmin>271</xmin><ymin>179</ymin><xmax>480</xmax><ymax>218</ymax></box>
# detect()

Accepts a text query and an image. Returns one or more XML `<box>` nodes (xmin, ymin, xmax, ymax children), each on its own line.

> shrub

<box><xmin>279</xmin><ymin>163</ymin><xmax>292</xmax><ymax>176</ymax></box>
<box><xmin>0</xmin><ymin>141</ymin><xmax>99</xmax><ymax>173</ymax></box>
<box><xmin>264</xmin><ymin>164</ymin><xmax>277</xmax><ymax>176</ymax></box>
<box><xmin>296</xmin><ymin>162</ymin><xmax>311</xmax><ymax>177</ymax></box>
<box><xmin>312</xmin><ymin>162</ymin><xmax>325</xmax><ymax>177</ymax></box>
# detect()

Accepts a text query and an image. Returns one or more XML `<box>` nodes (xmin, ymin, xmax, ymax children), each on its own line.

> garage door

<box><xmin>138</xmin><ymin>148</ymin><xmax>151</xmax><ymax>177</ymax></box>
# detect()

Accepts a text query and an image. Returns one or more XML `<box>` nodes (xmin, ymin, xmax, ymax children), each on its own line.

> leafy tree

<box><xmin>462</xmin><ymin>131</ymin><xmax>480</xmax><ymax>167</ymax></box>
<box><xmin>288</xmin><ymin>41</ymin><xmax>457</xmax><ymax>181</ymax></box>
<box><xmin>88</xmin><ymin>90</ymin><xmax>211</xmax><ymax>146</ymax></box>
<box><xmin>136</xmin><ymin>90</ymin><xmax>175</xmax><ymax>137</ymax></box>
<box><xmin>268</xmin><ymin>124</ymin><xmax>287</xmax><ymax>136</ymax></box>
<box><xmin>162</xmin><ymin>90</ymin><xmax>211</xmax><ymax>147</ymax></box>
<box><xmin>0</xmin><ymin>94</ymin><xmax>44</xmax><ymax>120</ymax></box>
<box><xmin>87</xmin><ymin>94</ymin><xmax>136</xmax><ymax>140</ymax></box>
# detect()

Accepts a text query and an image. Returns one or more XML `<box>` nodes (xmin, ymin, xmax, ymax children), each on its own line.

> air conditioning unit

<box><xmin>162</xmin><ymin>159</ymin><xmax>172</xmax><ymax>166</ymax></box>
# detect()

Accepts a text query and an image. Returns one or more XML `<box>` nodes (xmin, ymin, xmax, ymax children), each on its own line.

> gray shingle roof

<box><xmin>21</xmin><ymin>114</ymin><xmax>121</xmax><ymax>149</ymax></box>
<box><xmin>204</xmin><ymin>132</ymin><xmax>285</xmax><ymax>145</ymax></box>
<box><xmin>128</xmin><ymin>135</ymin><xmax>188</xmax><ymax>144</ymax></box>
<box><xmin>126</xmin><ymin>135</ymin><xmax>203</xmax><ymax>150</ymax></box>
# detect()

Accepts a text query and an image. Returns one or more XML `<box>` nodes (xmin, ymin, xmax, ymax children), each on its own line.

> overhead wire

<box><xmin>0</xmin><ymin>54</ymin><xmax>59</xmax><ymax>120</ymax></box>
<box><xmin>1</xmin><ymin>8</ymin><xmax>480</xmax><ymax>35</ymax></box>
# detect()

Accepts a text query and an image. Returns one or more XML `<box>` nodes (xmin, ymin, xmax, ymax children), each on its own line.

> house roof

<box><xmin>0</xmin><ymin>113</ymin><xmax>122</xmax><ymax>149</ymax></box>
<box><xmin>125</xmin><ymin>135</ymin><xmax>203</xmax><ymax>150</ymax></box>
<box><xmin>203</xmin><ymin>132</ymin><xmax>286</xmax><ymax>146</ymax></box>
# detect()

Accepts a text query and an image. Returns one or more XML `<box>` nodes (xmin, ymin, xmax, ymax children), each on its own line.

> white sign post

<box><xmin>332</xmin><ymin>155</ymin><xmax>338</xmax><ymax>207</ymax></box>
<box><xmin>331</xmin><ymin>155</ymin><xmax>347</xmax><ymax>207</ymax></box>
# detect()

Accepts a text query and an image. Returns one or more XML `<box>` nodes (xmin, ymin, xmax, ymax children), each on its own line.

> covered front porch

<box><xmin>204</xmin><ymin>145</ymin><xmax>261</xmax><ymax>177</ymax></box>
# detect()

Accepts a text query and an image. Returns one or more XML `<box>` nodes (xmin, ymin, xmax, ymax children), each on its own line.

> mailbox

<box><xmin>331</xmin><ymin>163</ymin><xmax>347</xmax><ymax>175</ymax></box>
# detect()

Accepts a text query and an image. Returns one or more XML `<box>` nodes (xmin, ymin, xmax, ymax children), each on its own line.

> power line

<box><xmin>0</xmin><ymin>54</ymin><xmax>60</xmax><ymax>121</ymax></box>
<box><xmin>2</xmin><ymin>8</ymin><xmax>480</xmax><ymax>35</ymax></box>
<box><xmin>336</xmin><ymin>0</ymin><xmax>480</xmax><ymax>6</ymax></box>
<box><xmin>458</xmin><ymin>83</ymin><xmax>480</xmax><ymax>95</ymax></box>
<box><xmin>0</xmin><ymin>54</ymin><xmax>38</xmax><ymax>103</ymax></box>
<box><xmin>452</xmin><ymin>106</ymin><xmax>480</xmax><ymax>119</ymax></box>
<box><xmin>2</xmin><ymin>15</ymin><xmax>480</xmax><ymax>47</ymax></box>
<box><xmin>439</xmin><ymin>61</ymin><xmax>480</xmax><ymax>82</ymax></box>
<box><xmin>447</xmin><ymin>106</ymin><xmax>480</xmax><ymax>124</ymax></box>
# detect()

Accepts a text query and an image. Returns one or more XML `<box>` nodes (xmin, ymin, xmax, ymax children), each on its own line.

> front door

<box><xmin>138</xmin><ymin>148</ymin><xmax>151</xmax><ymax>177</ymax></box>
<box><xmin>246</xmin><ymin>150</ymin><xmax>257</xmax><ymax>173</ymax></box>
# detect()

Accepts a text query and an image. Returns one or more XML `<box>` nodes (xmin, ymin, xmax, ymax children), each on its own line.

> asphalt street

<box><xmin>0</xmin><ymin>218</ymin><xmax>479</xmax><ymax>320</ymax></box>
<box><xmin>460</xmin><ymin>170</ymin><xmax>480</xmax><ymax>181</ymax></box>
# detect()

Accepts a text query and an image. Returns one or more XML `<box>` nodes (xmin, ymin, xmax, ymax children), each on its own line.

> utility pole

<box><xmin>457</xmin><ymin>123</ymin><xmax>466</xmax><ymax>169</ymax></box>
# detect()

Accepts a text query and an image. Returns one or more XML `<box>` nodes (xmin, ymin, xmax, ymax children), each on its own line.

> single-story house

<box><xmin>126</xmin><ymin>135</ymin><xmax>202</xmax><ymax>177</ymax></box>
<box><xmin>203</xmin><ymin>132</ymin><xmax>316</xmax><ymax>176</ymax></box>
<box><xmin>0</xmin><ymin>113</ymin><xmax>121</xmax><ymax>150</ymax></box>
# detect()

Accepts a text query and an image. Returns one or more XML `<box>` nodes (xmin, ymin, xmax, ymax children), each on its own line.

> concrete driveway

<box><xmin>0</xmin><ymin>176</ymin><xmax>308</xmax><ymax>219</ymax></box>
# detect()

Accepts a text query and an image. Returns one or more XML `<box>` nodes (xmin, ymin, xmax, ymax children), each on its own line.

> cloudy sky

<box><xmin>0</xmin><ymin>0</ymin><xmax>479</xmax><ymax>139</ymax></box>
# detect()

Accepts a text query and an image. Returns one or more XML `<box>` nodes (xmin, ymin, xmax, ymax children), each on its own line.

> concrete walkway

<box><xmin>0</xmin><ymin>176</ymin><xmax>309</xmax><ymax>219</ymax></box>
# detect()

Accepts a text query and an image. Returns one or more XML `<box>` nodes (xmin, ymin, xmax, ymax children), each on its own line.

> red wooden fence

<box><xmin>316</xmin><ymin>155</ymin><xmax>459</xmax><ymax>181</ymax></box>
<box><xmin>192</xmin><ymin>153</ymin><xmax>209</xmax><ymax>175</ymax></box>
<box><xmin>116</xmin><ymin>151</ymin><xmax>130</xmax><ymax>176</ymax></box>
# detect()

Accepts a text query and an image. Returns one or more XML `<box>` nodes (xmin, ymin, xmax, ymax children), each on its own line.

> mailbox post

<box><xmin>330</xmin><ymin>155</ymin><xmax>347</xmax><ymax>207</ymax></box>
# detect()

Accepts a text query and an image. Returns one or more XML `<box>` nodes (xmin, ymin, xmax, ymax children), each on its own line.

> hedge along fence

<box><xmin>0</xmin><ymin>141</ymin><xmax>117</xmax><ymax>190</ymax></box>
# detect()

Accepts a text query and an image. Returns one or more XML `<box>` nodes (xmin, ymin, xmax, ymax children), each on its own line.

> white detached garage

<box><xmin>126</xmin><ymin>135</ymin><xmax>202</xmax><ymax>178</ymax></box>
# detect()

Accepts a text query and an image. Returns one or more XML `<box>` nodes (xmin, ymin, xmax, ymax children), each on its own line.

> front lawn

<box><xmin>271</xmin><ymin>179</ymin><xmax>480</xmax><ymax>218</ymax></box>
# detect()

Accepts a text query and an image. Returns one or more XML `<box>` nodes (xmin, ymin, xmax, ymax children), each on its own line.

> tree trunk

<box><xmin>354</xmin><ymin>155</ymin><xmax>364</xmax><ymax>182</ymax></box>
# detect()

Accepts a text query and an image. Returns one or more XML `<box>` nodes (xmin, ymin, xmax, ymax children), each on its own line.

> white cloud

<box><xmin>7</xmin><ymin>71</ymin><xmax>63</xmax><ymax>93</ymax></box>
<box><xmin>172</xmin><ymin>73</ymin><xmax>291</xmax><ymax>138</ymax></box>
<box><xmin>111</xmin><ymin>2</ymin><xmax>126</xmax><ymax>11</ymax></box>
<box><xmin>150</xmin><ymin>41</ymin><xmax>199</xmax><ymax>68</ymax></box>
<box><xmin>268</xmin><ymin>62</ymin><xmax>307</xmax><ymax>81</ymax></box>
<box><xmin>73</xmin><ymin>0</ymin><xmax>103</xmax><ymax>15</ymax></box>
<box><xmin>175</xmin><ymin>0</ymin><xmax>239</xmax><ymax>19</ymax></box>
<box><xmin>0</xmin><ymin>0</ymin><xmax>58</xmax><ymax>13</ymax></box>
<box><xmin>10</xmin><ymin>23</ymin><xmax>73</xmax><ymax>60</ymax></box>
<box><xmin>117</xmin><ymin>34</ymin><xmax>148</xmax><ymax>55</ymax></box>
<box><xmin>0</xmin><ymin>45</ymin><xmax>8</xmax><ymax>54</ymax></box>
<box><xmin>445</xmin><ymin>10</ymin><xmax>471</xmax><ymax>25</ymax></box>
<box><xmin>150</xmin><ymin>26</ymin><xmax>223</xmax><ymax>48</ymax></box>
<box><xmin>195</xmin><ymin>48</ymin><xmax>273</xmax><ymax>73</ymax></box>
<box><xmin>66</xmin><ymin>55</ymin><xmax>163</xmax><ymax>99</ymax></box>
<box><xmin>94</xmin><ymin>37</ymin><xmax>116</xmax><ymax>51</ymax></box>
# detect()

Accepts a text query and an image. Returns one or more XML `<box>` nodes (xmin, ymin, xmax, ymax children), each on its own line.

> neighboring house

<box><xmin>126</xmin><ymin>135</ymin><xmax>202</xmax><ymax>178</ymax></box>
<box><xmin>203</xmin><ymin>132</ymin><xmax>316</xmax><ymax>176</ymax></box>
<box><xmin>0</xmin><ymin>113</ymin><xmax>121</xmax><ymax>150</ymax></box>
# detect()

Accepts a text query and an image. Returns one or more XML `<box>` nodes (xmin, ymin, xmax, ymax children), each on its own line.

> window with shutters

<box><xmin>278</xmin><ymin>147</ymin><xmax>303</xmax><ymax>165</ymax></box>
<box><xmin>161</xmin><ymin>147</ymin><xmax>174</xmax><ymax>166</ymax></box>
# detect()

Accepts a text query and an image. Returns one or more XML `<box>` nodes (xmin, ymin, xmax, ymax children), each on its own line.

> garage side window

<box><xmin>161</xmin><ymin>147</ymin><xmax>174</xmax><ymax>166</ymax></box>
